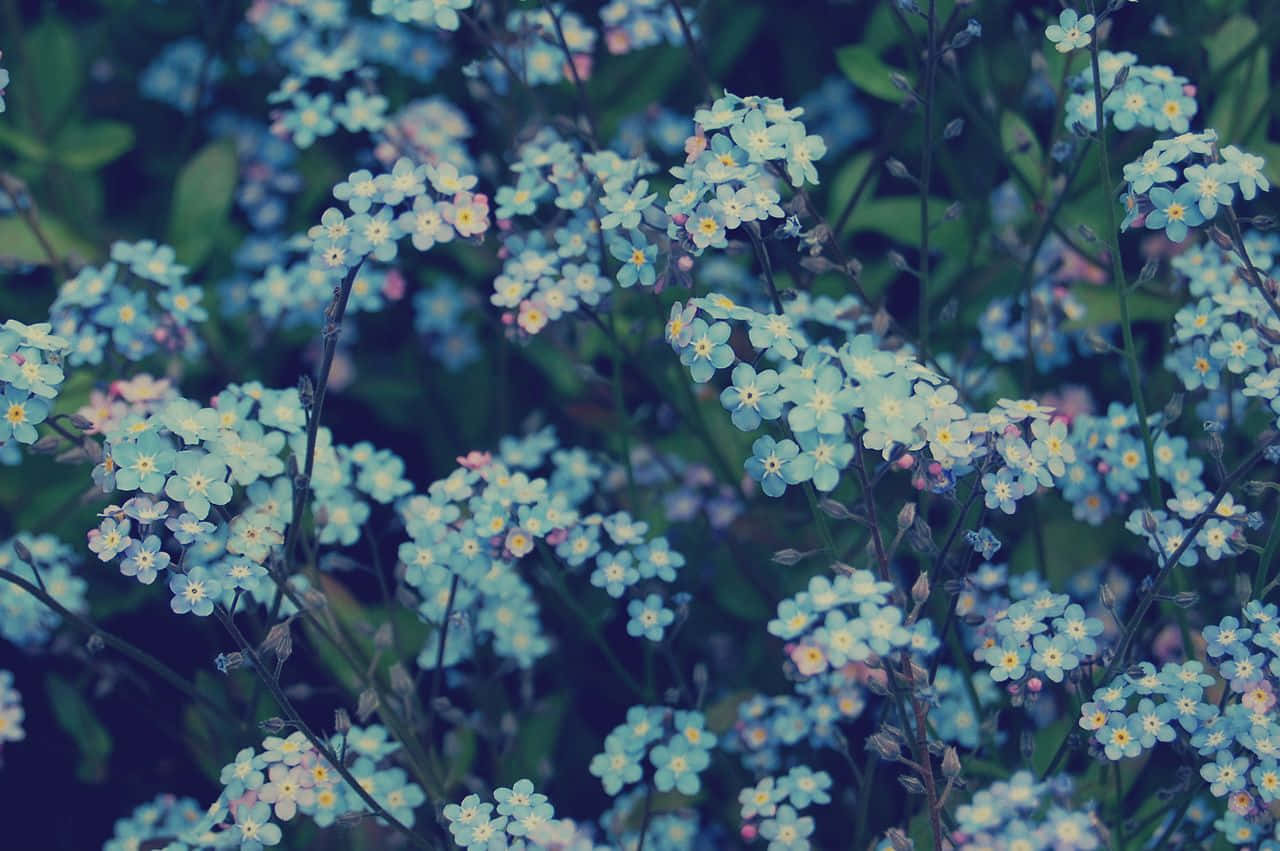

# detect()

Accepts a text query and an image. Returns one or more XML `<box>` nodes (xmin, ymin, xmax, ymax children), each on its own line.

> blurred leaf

<box><xmin>183</xmin><ymin>672</ymin><xmax>234</xmax><ymax>783</ymax></box>
<box><xmin>835</xmin><ymin>45</ymin><xmax>911</xmax><ymax>103</ymax></box>
<box><xmin>1204</xmin><ymin>16</ymin><xmax>1269</xmax><ymax>145</ymax></box>
<box><xmin>503</xmin><ymin>693</ymin><xmax>567</xmax><ymax>785</ymax></box>
<box><xmin>704</xmin><ymin>689</ymin><xmax>752</xmax><ymax>734</ymax></box>
<box><xmin>20</xmin><ymin>17</ymin><xmax>83</xmax><ymax>132</ymax></box>
<box><xmin>54</xmin><ymin>121</ymin><xmax>136</xmax><ymax>170</ymax></box>
<box><xmin>826</xmin><ymin>151</ymin><xmax>875</xmax><ymax>224</ymax></box>
<box><xmin>1062</xmin><ymin>286</ymin><xmax>1180</xmax><ymax>329</ymax></box>
<box><xmin>46</xmin><ymin>672</ymin><xmax>113</xmax><ymax>783</ymax></box>
<box><xmin>1000</xmin><ymin>111</ymin><xmax>1044</xmax><ymax>191</ymax></box>
<box><xmin>0</xmin><ymin>124</ymin><xmax>51</xmax><ymax>161</ymax></box>
<box><xmin>168</xmin><ymin>140</ymin><xmax>238</xmax><ymax>267</ymax></box>
<box><xmin>443</xmin><ymin>727</ymin><xmax>477</xmax><ymax>790</ymax></box>
<box><xmin>712</xmin><ymin>560</ymin><xmax>770</xmax><ymax>620</ymax></box>
<box><xmin>840</xmin><ymin>196</ymin><xmax>962</xmax><ymax>247</ymax></box>
<box><xmin>0</xmin><ymin>214</ymin><xmax>98</xmax><ymax>266</ymax></box>
<box><xmin>707</xmin><ymin>6</ymin><xmax>765</xmax><ymax>75</ymax></box>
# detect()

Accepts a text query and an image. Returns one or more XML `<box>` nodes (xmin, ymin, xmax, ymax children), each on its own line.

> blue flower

<box><xmin>720</xmin><ymin>363</ymin><xmax>783</xmax><ymax>431</ymax></box>
<box><xmin>626</xmin><ymin>594</ymin><xmax>674</xmax><ymax>641</ymax></box>
<box><xmin>679</xmin><ymin>318</ymin><xmax>734</xmax><ymax>383</ymax></box>
<box><xmin>1145</xmin><ymin>183</ymin><xmax>1206</xmax><ymax>243</ymax></box>
<box><xmin>1045</xmin><ymin>9</ymin><xmax>1094</xmax><ymax>53</ymax></box>
<box><xmin>746</xmin><ymin>435</ymin><xmax>802</xmax><ymax>498</ymax></box>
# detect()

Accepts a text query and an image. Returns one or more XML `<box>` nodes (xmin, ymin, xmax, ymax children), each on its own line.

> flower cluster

<box><xmin>1164</xmin><ymin>234</ymin><xmax>1280</xmax><ymax>424</ymax></box>
<box><xmin>443</xmin><ymin>778</ymin><xmax>589</xmax><ymax>849</ymax></box>
<box><xmin>589</xmin><ymin>705</ymin><xmax>715</xmax><ymax>797</ymax></box>
<box><xmin>950</xmin><ymin>771</ymin><xmax>1102</xmax><ymax>850</ymax></box>
<box><xmin>975</xmin><ymin>240</ymin><xmax>1097</xmax><ymax>373</ymax></box>
<box><xmin>0</xmin><ymin>319</ymin><xmax>66</xmax><ymax>448</ymax></box>
<box><xmin>1062</xmin><ymin>49</ymin><xmax>1198</xmax><ymax>135</ymax></box>
<box><xmin>0</xmin><ymin>670</ymin><xmax>24</xmax><ymax>751</ymax></box>
<box><xmin>1082</xmin><ymin>602</ymin><xmax>1280</xmax><ymax>843</ymax></box>
<box><xmin>103</xmin><ymin>794</ymin><xmax>209</xmax><ymax>851</ymax></box>
<box><xmin>601</xmin><ymin>0</ymin><xmax>693</xmax><ymax>55</ymax></box>
<box><xmin>396</xmin><ymin>427</ymin><xmax>690</xmax><ymax>671</ymax></box>
<box><xmin>0</xmin><ymin>533</ymin><xmax>88</xmax><ymax>648</ymax></box>
<box><xmin>50</xmin><ymin>241</ymin><xmax>206</xmax><ymax>365</ymax></box>
<box><xmin>139</xmin><ymin>39</ymin><xmax>223</xmax><ymax>113</ymax></box>
<box><xmin>736</xmin><ymin>765</ymin><xmax>832</xmax><ymax>849</ymax></box>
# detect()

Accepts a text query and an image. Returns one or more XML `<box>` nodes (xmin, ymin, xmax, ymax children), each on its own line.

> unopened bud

<box><xmin>356</xmin><ymin>688</ymin><xmax>379</xmax><ymax>722</ymax></box>
<box><xmin>31</xmin><ymin>435</ymin><xmax>61</xmax><ymax>454</ymax></box>
<box><xmin>868</xmin><ymin>732</ymin><xmax>902</xmax><ymax>760</ymax></box>
<box><xmin>772</xmin><ymin>548</ymin><xmax>804</xmax><ymax>566</ymax></box>
<box><xmin>943</xmin><ymin>117</ymin><xmax>965</xmax><ymax>139</ymax></box>
<box><xmin>1164</xmin><ymin>393</ymin><xmax>1183</xmax><ymax>422</ymax></box>
<box><xmin>897</xmin><ymin>502</ymin><xmax>917</xmax><ymax>529</ymax></box>
<box><xmin>941</xmin><ymin>746</ymin><xmax>961</xmax><ymax>778</ymax></box>
<box><xmin>1141</xmin><ymin>510</ymin><xmax>1158</xmax><ymax>535</ymax></box>
<box><xmin>1020</xmin><ymin>730</ymin><xmax>1035</xmax><ymax>761</ymax></box>
<box><xmin>1100</xmin><ymin>583</ymin><xmax>1117</xmax><ymax>609</ymax></box>
<box><xmin>819</xmin><ymin>498</ymin><xmax>854</xmax><ymax>520</ymax></box>
<box><xmin>1236</xmin><ymin>574</ymin><xmax>1253</xmax><ymax>605</ymax></box>
<box><xmin>334</xmin><ymin>707</ymin><xmax>351</xmax><ymax>735</ymax></box>
<box><xmin>389</xmin><ymin>663</ymin><xmax>414</xmax><ymax>697</ymax></box>
<box><xmin>898</xmin><ymin>774</ymin><xmax>926</xmax><ymax>794</ymax></box>
<box><xmin>12</xmin><ymin>540</ymin><xmax>33</xmax><ymax>564</ymax></box>
<box><xmin>69</xmin><ymin>414</ymin><xmax>95</xmax><ymax>430</ymax></box>
<box><xmin>1077</xmin><ymin>224</ymin><xmax>1097</xmax><ymax>243</ymax></box>
<box><xmin>373</xmin><ymin>623</ymin><xmax>394</xmax><ymax>649</ymax></box>
<box><xmin>911</xmin><ymin>572</ymin><xmax>930</xmax><ymax>604</ymax></box>
<box><xmin>259</xmin><ymin>716</ymin><xmax>288</xmax><ymax>734</ymax></box>
<box><xmin>888</xmin><ymin>250</ymin><xmax>909</xmax><ymax>271</ymax></box>
<box><xmin>86</xmin><ymin>633</ymin><xmax>105</xmax><ymax>654</ymax></box>
<box><xmin>885</xmin><ymin>158</ymin><xmax>912</xmax><ymax>180</ymax></box>
<box><xmin>943</xmin><ymin>201</ymin><xmax>962</xmax><ymax>221</ymax></box>
<box><xmin>262</xmin><ymin>622</ymin><xmax>293</xmax><ymax>663</ymax></box>
<box><xmin>886</xmin><ymin>827</ymin><xmax>914</xmax><ymax>851</ymax></box>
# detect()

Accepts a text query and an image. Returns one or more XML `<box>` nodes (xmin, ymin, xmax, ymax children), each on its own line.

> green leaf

<box><xmin>1000</xmin><ymin>111</ymin><xmax>1045</xmax><ymax>190</ymax></box>
<box><xmin>0</xmin><ymin>124</ymin><xmax>51</xmax><ymax>162</ymax></box>
<box><xmin>54</xmin><ymin>121</ymin><xmax>136</xmax><ymax>170</ymax></box>
<box><xmin>826</xmin><ymin>151</ymin><xmax>876</xmax><ymax>224</ymax></box>
<box><xmin>1204</xmin><ymin>16</ymin><xmax>1269</xmax><ymax>145</ymax></box>
<box><xmin>46</xmin><ymin>672</ymin><xmax>113</xmax><ymax>783</ymax></box>
<box><xmin>840</xmin><ymin>196</ymin><xmax>963</xmax><ymax>247</ymax></box>
<box><xmin>503</xmin><ymin>694</ymin><xmax>567</xmax><ymax>785</ymax></box>
<box><xmin>835</xmin><ymin>45</ymin><xmax>911</xmax><ymax>103</ymax></box>
<box><xmin>1062</xmin><ymin>286</ymin><xmax>1181</xmax><ymax>329</ymax></box>
<box><xmin>20</xmin><ymin>17</ymin><xmax>83</xmax><ymax>131</ymax></box>
<box><xmin>0</xmin><ymin>213</ymin><xmax>98</xmax><ymax>266</ymax></box>
<box><xmin>168</xmin><ymin>140</ymin><xmax>239</xmax><ymax>267</ymax></box>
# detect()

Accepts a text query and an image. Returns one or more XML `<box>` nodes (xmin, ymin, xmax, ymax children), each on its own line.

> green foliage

<box><xmin>168</xmin><ymin>140</ymin><xmax>238</xmax><ymax>267</ymax></box>
<box><xmin>45</xmin><ymin>672</ymin><xmax>113</xmax><ymax>783</ymax></box>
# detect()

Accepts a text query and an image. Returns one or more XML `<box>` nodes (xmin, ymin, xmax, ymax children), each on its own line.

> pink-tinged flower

<box><xmin>456</xmin><ymin>451</ymin><xmax>492</xmax><ymax>470</ymax></box>
<box><xmin>789</xmin><ymin>643</ymin><xmax>828</xmax><ymax>677</ymax></box>
<box><xmin>382</xmin><ymin>268</ymin><xmax>406</xmax><ymax>300</ymax></box>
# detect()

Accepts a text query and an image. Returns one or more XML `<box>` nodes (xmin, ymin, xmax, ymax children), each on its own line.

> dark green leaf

<box><xmin>45</xmin><ymin>672</ymin><xmax>113</xmax><ymax>783</ymax></box>
<box><xmin>20</xmin><ymin>17</ymin><xmax>83</xmax><ymax>132</ymax></box>
<box><xmin>0</xmin><ymin>213</ymin><xmax>98</xmax><ymax>266</ymax></box>
<box><xmin>54</xmin><ymin>121</ymin><xmax>136</xmax><ymax>170</ymax></box>
<box><xmin>168</xmin><ymin>140</ymin><xmax>238</xmax><ymax>267</ymax></box>
<box><xmin>835</xmin><ymin>45</ymin><xmax>911</xmax><ymax>103</ymax></box>
<box><xmin>0</xmin><ymin>124</ymin><xmax>50</xmax><ymax>162</ymax></box>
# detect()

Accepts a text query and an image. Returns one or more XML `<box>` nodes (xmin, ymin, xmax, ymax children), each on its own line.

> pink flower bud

<box><xmin>677</xmin><ymin>255</ymin><xmax>694</xmax><ymax>271</ymax></box>
<box><xmin>1027</xmin><ymin>677</ymin><xmax>1043</xmax><ymax>693</ymax></box>
<box><xmin>896</xmin><ymin>453</ymin><xmax>915</xmax><ymax>469</ymax></box>
<box><xmin>740</xmin><ymin>824</ymin><xmax>758</xmax><ymax>841</ymax></box>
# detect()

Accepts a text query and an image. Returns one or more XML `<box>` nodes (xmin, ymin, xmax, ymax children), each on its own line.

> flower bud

<box><xmin>390</xmin><ymin>663</ymin><xmax>414</xmax><ymax>698</ymax></box>
<box><xmin>911</xmin><ymin>572</ymin><xmax>930</xmax><ymax>605</ymax></box>
<box><xmin>897</xmin><ymin>502</ymin><xmax>917</xmax><ymax>529</ymax></box>
<box><xmin>356</xmin><ymin>688</ymin><xmax>379</xmax><ymax>722</ymax></box>
<box><xmin>334</xmin><ymin>707</ymin><xmax>351</xmax><ymax>735</ymax></box>
<box><xmin>373</xmin><ymin>622</ymin><xmax>394</xmax><ymax>649</ymax></box>
<box><xmin>886</xmin><ymin>827</ymin><xmax>914</xmax><ymax>851</ymax></box>
<box><xmin>262</xmin><ymin>622</ymin><xmax>293</xmax><ymax>663</ymax></box>
<box><xmin>898</xmin><ymin>774</ymin><xmax>926</xmax><ymax>794</ymax></box>
<box><xmin>941</xmin><ymin>747</ymin><xmax>961</xmax><ymax>779</ymax></box>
